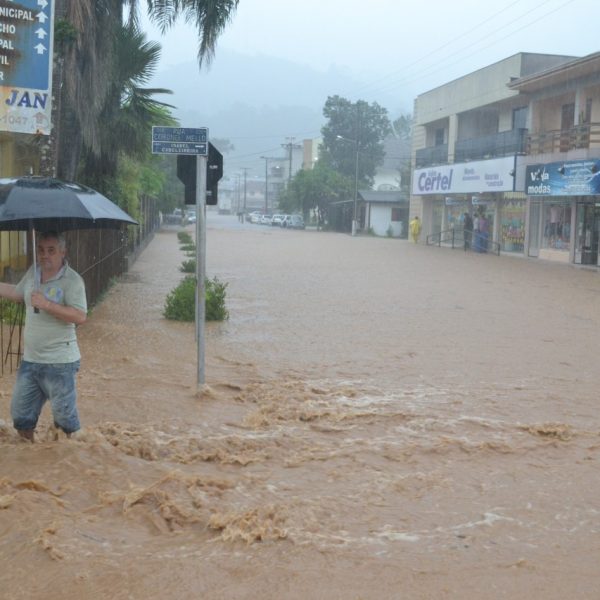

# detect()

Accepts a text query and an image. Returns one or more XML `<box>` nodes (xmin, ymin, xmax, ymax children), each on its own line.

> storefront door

<box><xmin>575</xmin><ymin>202</ymin><xmax>600</xmax><ymax>265</ymax></box>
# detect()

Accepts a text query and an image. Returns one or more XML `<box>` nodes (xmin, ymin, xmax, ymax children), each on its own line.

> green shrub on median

<box><xmin>164</xmin><ymin>276</ymin><xmax>229</xmax><ymax>322</ymax></box>
<box><xmin>177</xmin><ymin>232</ymin><xmax>193</xmax><ymax>245</ymax></box>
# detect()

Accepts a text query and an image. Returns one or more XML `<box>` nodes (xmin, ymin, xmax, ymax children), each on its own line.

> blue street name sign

<box><xmin>152</xmin><ymin>127</ymin><xmax>209</xmax><ymax>155</ymax></box>
<box><xmin>0</xmin><ymin>0</ymin><xmax>53</xmax><ymax>89</ymax></box>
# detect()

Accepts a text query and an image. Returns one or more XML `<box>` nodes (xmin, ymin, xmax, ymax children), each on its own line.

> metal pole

<box><xmin>195</xmin><ymin>155</ymin><xmax>207</xmax><ymax>387</ymax></box>
<box><xmin>242</xmin><ymin>167</ymin><xmax>249</xmax><ymax>213</ymax></box>
<box><xmin>264</xmin><ymin>159</ymin><xmax>269</xmax><ymax>213</ymax></box>
<box><xmin>352</xmin><ymin>143</ymin><xmax>359</xmax><ymax>236</ymax></box>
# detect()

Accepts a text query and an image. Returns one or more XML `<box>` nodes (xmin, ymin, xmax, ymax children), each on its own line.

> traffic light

<box><xmin>177</xmin><ymin>142</ymin><xmax>223</xmax><ymax>205</ymax></box>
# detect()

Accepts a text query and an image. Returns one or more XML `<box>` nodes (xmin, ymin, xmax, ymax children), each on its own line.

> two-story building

<box><xmin>509</xmin><ymin>52</ymin><xmax>600</xmax><ymax>265</ymax></box>
<box><xmin>410</xmin><ymin>53</ymin><xmax>584</xmax><ymax>258</ymax></box>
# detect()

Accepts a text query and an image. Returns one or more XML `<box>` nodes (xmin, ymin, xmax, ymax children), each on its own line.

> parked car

<box><xmin>288</xmin><ymin>215</ymin><xmax>305</xmax><ymax>229</ymax></box>
<box><xmin>249</xmin><ymin>211</ymin><xmax>263</xmax><ymax>224</ymax></box>
<box><xmin>280</xmin><ymin>214</ymin><xmax>292</xmax><ymax>228</ymax></box>
<box><xmin>260</xmin><ymin>214</ymin><xmax>273</xmax><ymax>225</ymax></box>
<box><xmin>271</xmin><ymin>214</ymin><xmax>285</xmax><ymax>226</ymax></box>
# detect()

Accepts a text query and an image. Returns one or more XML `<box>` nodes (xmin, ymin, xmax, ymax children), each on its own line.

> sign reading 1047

<box><xmin>152</xmin><ymin>127</ymin><xmax>209</xmax><ymax>156</ymax></box>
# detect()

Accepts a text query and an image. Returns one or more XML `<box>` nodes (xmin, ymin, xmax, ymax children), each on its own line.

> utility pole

<box><xmin>235</xmin><ymin>173</ymin><xmax>241</xmax><ymax>220</ymax></box>
<box><xmin>241</xmin><ymin>167</ymin><xmax>251</xmax><ymax>214</ymax></box>
<box><xmin>260</xmin><ymin>156</ymin><xmax>276</xmax><ymax>213</ymax></box>
<box><xmin>282</xmin><ymin>137</ymin><xmax>302</xmax><ymax>185</ymax></box>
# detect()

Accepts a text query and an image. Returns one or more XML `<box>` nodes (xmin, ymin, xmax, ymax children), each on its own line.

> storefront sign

<box><xmin>413</xmin><ymin>156</ymin><xmax>516</xmax><ymax>195</ymax></box>
<box><xmin>0</xmin><ymin>0</ymin><xmax>55</xmax><ymax>135</ymax></box>
<box><xmin>526</xmin><ymin>160</ymin><xmax>600</xmax><ymax>196</ymax></box>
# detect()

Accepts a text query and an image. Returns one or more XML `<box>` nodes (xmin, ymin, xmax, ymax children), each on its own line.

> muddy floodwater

<box><xmin>2</xmin><ymin>213</ymin><xmax>600</xmax><ymax>599</ymax></box>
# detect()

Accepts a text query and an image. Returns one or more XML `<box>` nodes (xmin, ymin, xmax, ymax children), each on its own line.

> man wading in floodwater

<box><xmin>0</xmin><ymin>231</ymin><xmax>87</xmax><ymax>441</ymax></box>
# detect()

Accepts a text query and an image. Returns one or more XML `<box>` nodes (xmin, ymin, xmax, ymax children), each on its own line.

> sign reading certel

<box><xmin>152</xmin><ymin>127</ymin><xmax>208</xmax><ymax>155</ymax></box>
<box><xmin>412</xmin><ymin>156</ymin><xmax>515</xmax><ymax>195</ymax></box>
<box><xmin>0</xmin><ymin>0</ymin><xmax>55</xmax><ymax>135</ymax></box>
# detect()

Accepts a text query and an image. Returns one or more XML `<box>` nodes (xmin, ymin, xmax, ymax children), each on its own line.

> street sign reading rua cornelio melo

<box><xmin>0</xmin><ymin>0</ymin><xmax>55</xmax><ymax>135</ymax></box>
<box><xmin>152</xmin><ymin>127</ymin><xmax>209</xmax><ymax>155</ymax></box>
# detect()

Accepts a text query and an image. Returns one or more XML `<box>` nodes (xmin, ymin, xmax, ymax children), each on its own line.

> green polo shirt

<box><xmin>16</xmin><ymin>263</ymin><xmax>87</xmax><ymax>363</ymax></box>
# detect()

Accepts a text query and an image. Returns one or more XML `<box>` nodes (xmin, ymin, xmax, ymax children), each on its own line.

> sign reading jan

<box><xmin>0</xmin><ymin>0</ymin><xmax>55</xmax><ymax>135</ymax></box>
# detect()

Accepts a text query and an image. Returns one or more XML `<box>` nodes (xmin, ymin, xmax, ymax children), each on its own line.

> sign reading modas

<box><xmin>0</xmin><ymin>0</ymin><xmax>55</xmax><ymax>135</ymax></box>
<box><xmin>525</xmin><ymin>160</ymin><xmax>600</xmax><ymax>196</ymax></box>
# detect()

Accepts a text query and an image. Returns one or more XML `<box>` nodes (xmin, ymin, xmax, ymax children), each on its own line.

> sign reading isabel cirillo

<box><xmin>0</xmin><ymin>0</ymin><xmax>55</xmax><ymax>135</ymax></box>
<box><xmin>412</xmin><ymin>156</ymin><xmax>516</xmax><ymax>195</ymax></box>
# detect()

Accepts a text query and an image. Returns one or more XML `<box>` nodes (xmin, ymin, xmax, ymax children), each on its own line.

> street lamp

<box><xmin>260</xmin><ymin>156</ymin><xmax>270</xmax><ymax>213</ymax></box>
<box><xmin>336</xmin><ymin>135</ymin><xmax>359</xmax><ymax>236</ymax></box>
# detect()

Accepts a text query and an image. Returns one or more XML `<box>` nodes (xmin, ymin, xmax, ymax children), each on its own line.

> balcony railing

<box><xmin>454</xmin><ymin>129</ymin><xmax>527</xmax><ymax>163</ymax></box>
<box><xmin>415</xmin><ymin>144</ymin><xmax>448</xmax><ymax>168</ymax></box>
<box><xmin>526</xmin><ymin>123</ymin><xmax>600</xmax><ymax>155</ymax></box>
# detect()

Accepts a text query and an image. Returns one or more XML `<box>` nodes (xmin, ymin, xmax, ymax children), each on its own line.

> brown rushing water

<box><xmin>1</xmin><ymin>214</ymin><xmax>600</xmax><ymax>599</ymax></box>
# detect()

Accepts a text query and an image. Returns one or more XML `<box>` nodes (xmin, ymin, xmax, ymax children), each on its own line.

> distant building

<box><xmin>410</xmin><ymin>51</ymin><xmax>600</xmax><ymax>266</ymax></box>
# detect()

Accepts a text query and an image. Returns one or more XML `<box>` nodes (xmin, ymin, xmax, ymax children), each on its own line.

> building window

<box><xmin>391</xmin><ymin>208</ymin><xmax>402</xmax><ymax>222</ymax></box>
<box><xmin>501</xmin><ymin>200</ymin><xmax>525</xmax><ymax>252</ymax></box>
<box><xmin>512</xmin><ymin>107</ymin><xmax>527</xmax><ymax>130</ymax></box>
<box><xmin>542</xmin><ymin>202</ymin><xmax>571</xmax><ymax>250</ymax></box>
<box><xmin>434</xmin><ymin>128</ymin><xmax>445</xmax><ymax>146</ymax></box>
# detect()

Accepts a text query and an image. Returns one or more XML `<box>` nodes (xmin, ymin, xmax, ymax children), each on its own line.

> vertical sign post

<box><xmin>152</xmin><ymin>126</ymin><xmax>209</xmax><ymax>388</ymax></box>
<box><xmin>195</xmin><ymin>155</ymin><xmax>207</xmax><ymax>386</ymax></box>
<box><xmin>0</xmin><ymin>0</ymin><xmax>55</xmax><ymax>135</ymax></box>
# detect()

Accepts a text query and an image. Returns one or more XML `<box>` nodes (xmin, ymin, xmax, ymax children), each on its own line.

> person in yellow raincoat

<box><xmin>409</xmin><ymin>216</ymin><xmax>422</xmax><ymax>243</ymax></box>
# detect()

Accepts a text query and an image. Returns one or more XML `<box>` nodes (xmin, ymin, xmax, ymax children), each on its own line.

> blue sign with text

<box><xmin>0</xmin><ymin>0</ymin><xmax>53</xmax><ymax>89</ymax></box>
<box><xmin>152</xmin><ymin>127</ymin><xmax>209</xmax><ymax>155</ymax></box>
<box><xmin>526</xmin><ymin>160</ymin><xmax>600</xmax><ymax>196</ymax></box>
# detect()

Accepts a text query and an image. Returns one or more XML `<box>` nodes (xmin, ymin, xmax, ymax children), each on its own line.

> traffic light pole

<box><xmin>195</xmin><ymin>155</ymin><xmax>208</xmax><ymax>387</ymax></box>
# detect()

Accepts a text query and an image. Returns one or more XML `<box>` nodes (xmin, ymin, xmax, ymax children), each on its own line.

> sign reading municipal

<box><xmin>0</xmin><ymin>0</ymin><xmax>55</xmax><ymax>135</ymax></box>
<box><xmin>152</xmin><ymin>127</ymin><xmax>209</xmax><ymax>155</ymax></box>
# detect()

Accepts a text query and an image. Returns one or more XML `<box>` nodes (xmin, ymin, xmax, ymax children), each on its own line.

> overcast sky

<box><xmin>142</xmin><ymin>0</ymin><xmax>599</xmax><ymax>102</ymax></box>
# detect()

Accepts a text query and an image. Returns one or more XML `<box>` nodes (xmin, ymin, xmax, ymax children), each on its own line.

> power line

<box><xmin>341</xmin><ymin>0</ymin><xmax>578</xmax><ymax>101</ymax></box>
<box><xmin>346</xmin><ymin>0</ymin><xmax>528</xmax><ymax>98</ymax></box>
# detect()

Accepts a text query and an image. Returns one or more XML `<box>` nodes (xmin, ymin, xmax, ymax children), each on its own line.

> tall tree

<box><xmin>320</xmin><ymin>96</ymin><xmax>391</xmax><ymax>187</ymax></box>
<box><xmin>279</xmin><ymin>163</ymin><xmax>353</xmax><ymax>226</ymax></box>
<box><xmin>78</xmin><ymin>23</ymin><xmax>175</xmax><ymax>193</ymax></box>
<box><xmin>55</xmin><ymin>0</ymin><xmax>239</xmax><ymax>180</ymax></box>
<box><xmin>392</xmin><ymin>113</ymin><xmax>412</xmax><ymax>140</ymax></box>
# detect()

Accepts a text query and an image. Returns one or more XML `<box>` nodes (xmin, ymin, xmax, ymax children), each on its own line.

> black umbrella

<box><xmin>0</xmin><ymin>176</ymin><xmax>138</xmax><ymax>231</ymax></box>
<box><xmin>0</xmin><ymin>176</ymin><xmax>138</xmax><ymax>312</ymax></box>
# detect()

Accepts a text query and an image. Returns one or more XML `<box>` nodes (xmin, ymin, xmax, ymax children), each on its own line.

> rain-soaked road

<box><xmin>1</xmin><ymin>212</ymin><xmax>600</xmax><ymax>599</ymax></box>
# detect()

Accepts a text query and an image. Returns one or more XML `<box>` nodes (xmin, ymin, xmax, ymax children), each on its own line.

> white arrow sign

<box><xmin>38</xmin><ymin>0</ymin><xmax>49</xmax><ymax>8</ymax></box>
<box><xmin>36</xmin><ymin>11</ymin><xmax>48</xmax><ymax>23</ymax></box>
<box><xmin>34</xmin><ymin>43</ymin><xmax>47</xmax><ymax>55</ymax></box>
<box><xmin>35</xmin><ymin>28</ymin><xmax>47</xmax><ymax>39</ymax></box>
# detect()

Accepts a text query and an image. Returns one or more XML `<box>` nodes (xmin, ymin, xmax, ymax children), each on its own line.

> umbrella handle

<box><xmin>32</xmin><ymin>228</ymin><xmax>39</xmax><ymax>314</ymax></box>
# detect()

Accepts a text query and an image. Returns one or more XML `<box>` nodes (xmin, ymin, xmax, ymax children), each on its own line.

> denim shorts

<box><xmin>11</xmin><ymin>360</ymin><xmax>81</xmax><ymax>434</ymax></box>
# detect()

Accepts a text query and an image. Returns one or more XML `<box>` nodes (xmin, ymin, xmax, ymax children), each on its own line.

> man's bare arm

<box><xmin>0</xmin><ymin>282</ymin><xmax>23</xmax><ymax>303</ymax></box>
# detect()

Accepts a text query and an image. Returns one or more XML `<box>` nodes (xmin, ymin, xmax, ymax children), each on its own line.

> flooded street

<box><xmin>2</xmin><ymin>214</ymin><xmax>600</xmax><ymax>599</ymax></box>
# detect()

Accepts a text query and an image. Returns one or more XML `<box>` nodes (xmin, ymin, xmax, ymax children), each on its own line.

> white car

<box><xmin>249</xmin><ymin>212</ymin><xmax>263</xmax><ymax>224</ymax></box>
<box><xmin>260</xmin><ymin>214</ymin><xmax>273</xmax><ymax>225</ymax></box>
<box><xmin>271</xmin><ymin>214</ymin><xmax>285</xmax><ymax>226</ymax></box>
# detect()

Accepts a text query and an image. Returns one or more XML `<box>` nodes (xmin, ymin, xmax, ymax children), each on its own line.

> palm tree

<box><xmin>79</xmin><ymin>22</ymin><xmax>175</xmax><ymax>192</ymax></box>
<box><xmin>55</xmin><ymin>0</ymin><xmax>239</xmax><ymax>180</ymax></box>
<box><xmin>135</xmin><ymin>0</ymin><xmax>240</xmax><ymax>65</ymax></box>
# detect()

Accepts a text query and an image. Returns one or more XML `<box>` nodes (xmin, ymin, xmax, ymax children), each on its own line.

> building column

<box><xmin>448</xmin><ymin>114</ymin><xmax>458</xmax><ymax>163</ymax></box>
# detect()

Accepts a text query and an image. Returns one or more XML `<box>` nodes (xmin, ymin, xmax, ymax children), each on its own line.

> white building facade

<box><xmin>410</xmin><ymin>53</ymin><xmax>580</xmax><ymax>257</ymax></box>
